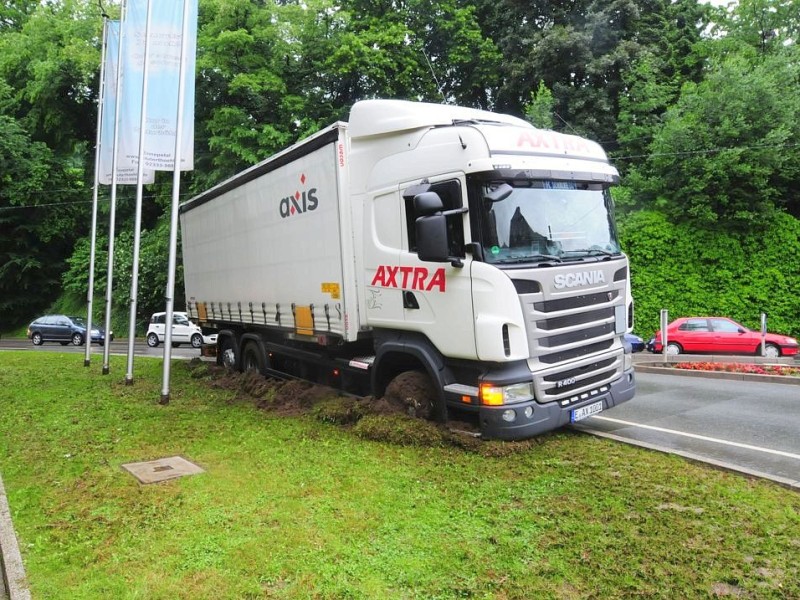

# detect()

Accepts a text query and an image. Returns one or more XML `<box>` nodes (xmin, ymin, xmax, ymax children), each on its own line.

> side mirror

<box><xmin>414</xmin><ymin>192</ymin><xmax>444</xmax><ymax>217</ymax></box>
<box><xmin>416</xmin><ymin>214</ymin><xmax>450</xmax><ymax>262</ymax></box>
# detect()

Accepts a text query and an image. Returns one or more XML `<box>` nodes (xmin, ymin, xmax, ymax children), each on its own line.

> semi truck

<box><xmin>179</xmin><ymin>99</ymin><xmax>636</xmax><ymax>440</ymax></box>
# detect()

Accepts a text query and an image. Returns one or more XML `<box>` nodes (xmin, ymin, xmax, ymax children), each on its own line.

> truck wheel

<box><xmin>242</xmin><ymin>341</ymin><xmax>267</xmax><ymax>375</ymax></box>
<box><xmin>218</xmin><ymin>336</ymin><xmax>238</xmax><ymax>371</ymax></box>
<box><xmin>384</xmin><ymin>371</ymin><xmax>438</xmax><ymax>420</ymax></box>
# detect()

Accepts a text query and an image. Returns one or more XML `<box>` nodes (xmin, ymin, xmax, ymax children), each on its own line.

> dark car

<box><xmin>624</xmin><ymin>332</ymin><xmax>646</xmax><ymax>353</ymax></box>
<box><xmin>27</xmin><ymin>315</ymin><xmax>113</xmax><ymax>346</ymax></box>
<box><xmin>650</xmin><ymin>316</ymin><xmax>797</xmax><ymax>358</ymax></box>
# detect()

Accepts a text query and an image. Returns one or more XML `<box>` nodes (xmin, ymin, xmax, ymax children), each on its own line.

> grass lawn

<box><xmin>0</xmin><ymin>351</ymin><xmax>798</xmax><ymax>599</ymax></box>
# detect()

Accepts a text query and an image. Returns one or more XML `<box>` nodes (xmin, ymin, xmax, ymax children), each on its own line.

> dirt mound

<box><xmin>383</xmin><ymin>371</ymin><xmax>437</xmax><ymax>418</ymax></box>
<box><xmin>183</xmin><ymin>361</ymin><xmax>536</xmax><ymax>454</ymax></box>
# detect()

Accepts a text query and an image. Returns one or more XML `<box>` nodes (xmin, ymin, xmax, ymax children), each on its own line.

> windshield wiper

<box><xmin>562</xmin><ymin>248</ymin><xmax>615</xmax><ymax>257</ymax></box>
<box><xmin>495</xmin><ymin>253</ymin><xmax>562</xmax><ymax>264</ymax></box>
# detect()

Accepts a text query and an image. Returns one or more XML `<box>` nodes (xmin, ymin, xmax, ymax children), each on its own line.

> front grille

<box><xmin>539</xmin><ymin>323</ymin><xmax>615</xmax><ymax>348</ymax></box>
<box><xmin>537</xmin><ymin>307</ymin><xmax>614</xmax><ymax>331</ymax></box>
<box><xmin>543</xmin><ymin>368</ymin><xmax>616</xmax><ymax>396</ymax></box>
<box><xmin>533</xmin><ymin>353</ymin><xmax>623</xmax><ymax>403</ymax></box>
<box><xmin>539</xmin><ymin>340</ymin><xmax>613</xmax><ymax>364</ymax></box>
<box><xmin>516</xmin><ymin>266</ymin><xmax>627</xmax><ymax>402</ymax></box>
<box><xmin>543</xmin><ymin>358</ymin><xmax>616</xmax><ymax>382</ymax></box>
<box><xmin>533</xmin><ymin>290</ymin><xmax>618</xmax><ymax>313</ymax></box>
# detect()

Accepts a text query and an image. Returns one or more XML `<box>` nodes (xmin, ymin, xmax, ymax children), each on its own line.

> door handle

<box><xmin>403</xmin><ymin>291</ymin><xmax>420</xmax><ymax>309</ymax></box>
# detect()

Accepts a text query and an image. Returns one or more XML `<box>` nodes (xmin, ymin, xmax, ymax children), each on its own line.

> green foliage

<box><xmin>619</xmin><ymin>209</ymin><xmax>800</xmax><ymax>338</ymax></box>
<box><xmin>62</xmin><ymin>217</ymin><xmax>184</xmax><ymax>333</ymax></box>
<box><xmin>0</xmin><ymin>108</ymin><xmax>85</xmax><ymax>327</ymax></box>
<box><xmin>0</xmin><ymin>0</ymin><xmax>102</xmax><ymax>152</ymax></box>
<box><xmin>523</xmin><ymin>80</ymin><xmax>555</xmax><ymax>129</ymax></box>
<box><xmin>625</xmin><ymin>50</ymin><xmax>800</xmax><ymax>227</ymax></box>
<box><xmin>1</xmin><ymin>0</ymin><xmax>799</xmax><ymax>342</ymax></box>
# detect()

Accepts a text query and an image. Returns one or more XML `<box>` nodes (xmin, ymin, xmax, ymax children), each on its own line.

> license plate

<box><xmin>571</xmin><ymin>400</ymin><xmax>603</xmax><ymax>423</ymax></box>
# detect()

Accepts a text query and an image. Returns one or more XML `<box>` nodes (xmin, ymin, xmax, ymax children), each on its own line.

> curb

<box><xmin>0</xmin><ymin>473</ymin><xmax>30</xmax><ymax>600</ymax></box>
<box><xmin>635</xmin><ymin>363</ymin><xmax>800</xmax><ymax>385</ymax></box>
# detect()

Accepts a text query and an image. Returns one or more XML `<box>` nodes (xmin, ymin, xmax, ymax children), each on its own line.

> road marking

<box><xmin>592</xmin><ymin>415</ymin><xmax>800</xmax><ymax>461</ymax></box>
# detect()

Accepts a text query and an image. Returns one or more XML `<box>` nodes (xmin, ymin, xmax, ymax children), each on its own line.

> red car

<box><xmin>650</xmin><ymin>317</ymin><xmax>798</xmax><ymax>358</ymax></box>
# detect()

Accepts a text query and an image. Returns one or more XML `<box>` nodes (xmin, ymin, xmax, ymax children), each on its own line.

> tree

<box><xmin>622</xmin><ymin>48</ymin><xmax>800</xmax><ymax>226</ymax></box>
<box><xmin>0</xmin><ymin>110</ymin><xmax>83</xmax><ymax>327</ymax></box>
<box><xmin>473</xmin><ymin>0</ymin><xmax>709</xmax><ymax>149</ymax></box>
<box><xmin>524</xmin><ymin>80</ymin><xmax>555</xmax><ymax>129</ymax></box>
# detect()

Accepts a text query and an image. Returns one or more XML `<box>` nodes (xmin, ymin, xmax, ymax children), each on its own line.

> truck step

<box><xmin>348</xmin><ymin>356</ymin><xmax>375</xmax><ymax>370</ymax></box>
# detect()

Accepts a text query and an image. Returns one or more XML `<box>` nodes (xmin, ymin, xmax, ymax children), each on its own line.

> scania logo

<box><xmin>279</xmin><ymin>173</ymin><xmax>318</xmax><ymax>218</ymax></box>
<box><xmin>553</xmin><ymin>270</ymin><xmax>606</xmax><ymax>289</ymax></box>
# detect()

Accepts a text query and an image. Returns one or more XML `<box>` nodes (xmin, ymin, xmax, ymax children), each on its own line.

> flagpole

<box><xmin>102</xmin><ymin>1</ymin><xmax>128</xmax><ymax>376</ymax></box>
<box><xmin>85</xmin><ymin>18</ymin><xmax>110</xmax><ymax>368</ymax></box>
<box><xmin>160</xmin><ymin>0</ymin><xmax>192</xmax><ymax>404</ymax></box>
<box><xmin>125</xmin><ymin>0</ymin><xmax>154</xmax><ymax>385</ymax></box>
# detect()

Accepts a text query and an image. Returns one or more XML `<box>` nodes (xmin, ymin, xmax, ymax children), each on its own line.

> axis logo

<box><xmin>279</xmin><ymin>173</ymin><xmax>318</xmax><ymax>218</ymax></box>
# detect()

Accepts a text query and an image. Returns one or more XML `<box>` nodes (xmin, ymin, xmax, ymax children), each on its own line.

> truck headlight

<box><xmin>480</xmin><ymin>382</ymin><xmax>534</xmax><ymax>406</ymax></box>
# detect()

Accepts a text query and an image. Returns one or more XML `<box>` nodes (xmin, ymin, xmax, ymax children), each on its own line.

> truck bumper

<box><xmin>478</xmin><ymin>367</ymin><xmax>636</xmax><ymax>441</ymax></box>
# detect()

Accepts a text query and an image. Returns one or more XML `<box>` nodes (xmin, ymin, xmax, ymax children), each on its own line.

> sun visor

<box><xmin>487</xmin><ymin>154</ymin><xmax>620</xmax><ymax>184</ymax></box>
<box><xmin>477</xmin><ymin>125</ymin><xmax>610</xmax><ymax>162</ymax></box>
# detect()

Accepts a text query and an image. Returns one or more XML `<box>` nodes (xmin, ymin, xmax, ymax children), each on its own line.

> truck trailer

<box><xmin>179</xmin><ymin>99</ymin><xmax>636</xmax><ymax>440</ymax></box>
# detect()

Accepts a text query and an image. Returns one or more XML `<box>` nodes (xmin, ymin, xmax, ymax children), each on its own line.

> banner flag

<box><xmin>120</xmin><ymin>0</ymin><xmax>197</xmax><ymax>172</ymax></box>
<box><xmin>98</xmin><ymin>20</ymin><xmax>155</xmax><ymax>185</ymax></box>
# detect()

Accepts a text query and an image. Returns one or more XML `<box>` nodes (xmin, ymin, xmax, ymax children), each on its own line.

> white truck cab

<box><xmin>180</xmin><ymin>99</ymin><xmax>635</xmax><ymax>439</ymax></box>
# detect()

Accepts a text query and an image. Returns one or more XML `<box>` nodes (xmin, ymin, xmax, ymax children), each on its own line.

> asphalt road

<box><xmin>0</xmin><ymin>337</ymin><xmax>203</xmax><ymax>361</ymax></box>
<box><xmin>575</xmin><ymin>370</ymin><xmax>800</xmax><ymax>488</ymax></box>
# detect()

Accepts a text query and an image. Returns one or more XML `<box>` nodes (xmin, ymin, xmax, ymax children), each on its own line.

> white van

<box><xmin>146</xmin><ymin>312</ymin><xmax>211</xmax><ymax>348</ymax></box>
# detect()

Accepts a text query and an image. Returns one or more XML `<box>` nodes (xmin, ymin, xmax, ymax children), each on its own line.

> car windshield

<box><xmin>475</xmin><ymin>180</ymin><xmax>621</xmax><ymax>265</ymax></box>
<box><xmin>69</xmin><ymin>316</ymin><xmax>86</xmax><ymax>327</ymax></box>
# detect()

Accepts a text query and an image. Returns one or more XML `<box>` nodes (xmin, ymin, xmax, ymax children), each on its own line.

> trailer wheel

<box><xmin>242</xmin><ymin>341</ymin><xmax>267</xmax><ymax>375</ymax></box>
<box><xmin>384</xmin><ymin>371</ymin><xmax>438</xmax><ymax>420</ymax></box>
<box><xmin>218</xmin><ymin>335</ymin><xmax>238</xmax><ymax>371</ymax></box>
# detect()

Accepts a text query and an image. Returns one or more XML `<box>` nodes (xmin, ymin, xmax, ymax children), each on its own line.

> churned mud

<box><xmin>184</xmin><ymin>359</ymin><xmax>541</xmax><ymax>455</ymax></box>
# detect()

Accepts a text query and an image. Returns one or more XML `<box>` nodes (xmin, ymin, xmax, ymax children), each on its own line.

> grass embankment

<box><xmin>0</xmin><ymin>351</ymin><xmax>798</xmax><ymax>599</ymax></box>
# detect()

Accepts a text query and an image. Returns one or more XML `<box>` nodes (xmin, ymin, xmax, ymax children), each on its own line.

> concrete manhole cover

<box><xmin>121</xmin><ymin>456</ymin><xmax>204</xmax><ymax>484</ymax></box>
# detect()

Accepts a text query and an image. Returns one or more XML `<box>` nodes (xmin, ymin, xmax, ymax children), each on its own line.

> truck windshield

<box><xmin>475</xmin><ymin>180</ymin><xmax>620</xmax><ymax>265</ymax></box>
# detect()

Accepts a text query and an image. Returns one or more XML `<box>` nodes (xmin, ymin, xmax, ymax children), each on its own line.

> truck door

<box><xmin>363</xmin><ymin>190</ymin><xmax>407</xmax><ymax>328</ymax></box>
<box><xmin>399</xmin><ymin>177</ymin><xmax>477</xmax><ymax>359</ymax></box>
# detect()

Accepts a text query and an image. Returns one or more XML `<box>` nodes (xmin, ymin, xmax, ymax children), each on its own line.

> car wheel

<box><xmin>763</xmin><ymin>343</ymin><xmax>781</xmax><ymax>358</ymax></box>
<box><xmin>146</xmin><ymin>332</ymin><xmax>159</xmax><ymax>347</ymax></box>
<box><xmin>31</xmin><ymin>332</ymin><xmax>44</xmax><ymax>346</ymax></box>
<box><xmin>666</xmin><ymin>342</ymin><xmax>682</xmax><ymax>355</ymax></box>
<box><xmin>71</xmin><ymin>333</ymin><xmax>84</xmax><ymax>346</ymax></box>
<box><xmin>191</xmin><ymin>333</ymin><xmax>203</xmax><ymax>348</ymax></box>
